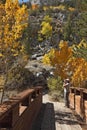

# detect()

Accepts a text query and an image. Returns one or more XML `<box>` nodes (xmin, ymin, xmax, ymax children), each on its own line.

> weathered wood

<box><xmin>69</xmin><ymin>93</ymin><xmax>75</xmax><ymax>109</ymax></box>
<box><xmin>10</xmin><ymin>89</ymin><xmax>34</xmax><ymax>101</ymax></box>
<box><xmin>41</xmin><ymin>94</ymin><xmax>82</xmax><ymax>130</ymax></box>
<box><xmin>0</xmin><ymin>87</ymin><xmax>42</xmax><ymax>130</ymax></box>
<box><xmin>71</xmin><ymin>124</ymin><xmax>82</xmax><ymax>130</ymax></box>
<box><xmin>0</xmin><ymin>100</ymin><xmax>19</xmax><ymax>128</ymax></box>
<box><xmin>69</xmin><ymin>87</ymin><xmax>87</xmax><ymax>124</ymax></box>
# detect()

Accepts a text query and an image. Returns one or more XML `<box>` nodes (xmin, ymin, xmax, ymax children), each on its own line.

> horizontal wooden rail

<box><xmin>69</xmin><ymin>87</ymin><xmax>87</xmax><ymax>123</ymax></box>
<box><xmin>0</xmin><ymin>86</ymin><xmax>42</xmax><ymax>130</ymax></box>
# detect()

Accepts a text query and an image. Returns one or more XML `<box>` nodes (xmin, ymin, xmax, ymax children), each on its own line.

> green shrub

<box><xmin>48</xmin><ymin>76</ymin><xmax>63</xmax><ymax>91</ymax></box>
<box><xmin>47</xmin><ymin>76</ymin><xmax>63</xmax><ymax>101</ymax></box>
<box><xmin>6</xmin><ymin>64</ymin><xmax>34</xmax><ymax>90</ymax></box>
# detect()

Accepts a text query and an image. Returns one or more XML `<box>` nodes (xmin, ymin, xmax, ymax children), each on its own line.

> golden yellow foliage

<box><xmin>43</xmin><ymin>6</ymin><xmax>49</xmax><ymax>11</ymax></box>
<box><xmin>38</xmin><ymin>15</ymin><xmax>52</xmax><ymax>41</ymax></box>
<box><xmin>40</xmin><ymin>22</ymin><xmax>52</xmax><ymax>36</ymax></box>
<box><xmin>43</xmin><ymin>40</ymin><xmax>87</xmax><ymax>88</ymax></box>
<box><xmin>78</xmin><ymin>39</ymin><xmax>87</xmax><ymax>48</ymax></box>
<box><xmin>43</xmin><ymin>5</ymin><xmax>65</xmax><ymax>11</ymax></box>
<box><xmin>51</xmin><ymin>41</ymin><xmax>72</xmax><ymax>79</ymax></box>
<box><xmin>42</xmin><ymin>49</ymin><xmax>55</xmax><ymax>65</ymax></box>
<box><xmin>70</xmin><ymin>41</ymin><xmax>87</xmax><ymax>87</ymax></box>
<box><xmin>32</xmin><ymin>4</ymin><xmax>38</xmax><ymax>10</ymax></box>
<box><xmin>43</xmin><ymin>15</ymin><xmax>52</xmax><ymax>23</ymax></box>
<box><xmin>68</xmin><ymin>7</ymin><xmax>75</xmax><ymax>12</ymax></box>
<box><xmin>0</xmin><ymin>0</ymin><xmax>28</xmax><ymax>58</ymax></box>
<box><xmin>50</xmin><ymin>5</ymin><xmax>65</xmax><ymax>10</ymax></box>
<box><xmin>42</xmin><ymin>41</ymin><xmax>72</xmax><ymax>79</ymax></box>
<box><xmin>71</xmin><ymin>59</ymin><xmax>87</xmax><ymax>87</ymax></box>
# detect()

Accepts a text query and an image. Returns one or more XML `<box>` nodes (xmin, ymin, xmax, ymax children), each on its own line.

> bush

<box><xmin>47</xmin><ymin>76</ymin><xmax>63</xmax><ymax>101</ymax></box>
<box><xmin>48</xmin><ymin>76</ymin><xmax>63</xmax><ymax>90</ymax></box>
<box><xmin>6</xmin><ymin>64</ymin><xmax>34</xmax><ymax>90</ymax></box>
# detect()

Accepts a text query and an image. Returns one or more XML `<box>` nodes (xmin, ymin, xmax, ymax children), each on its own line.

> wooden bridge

<box><xmin>0</xmin><ymin>87</ymin><xmax>87</xmax><ymax>130</ymax></box>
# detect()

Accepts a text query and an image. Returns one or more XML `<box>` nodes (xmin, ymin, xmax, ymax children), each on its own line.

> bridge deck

<box><xmin>31</xmin><ymin>93</ymin><xmax>83</xmax><ymax>130</ymax></box>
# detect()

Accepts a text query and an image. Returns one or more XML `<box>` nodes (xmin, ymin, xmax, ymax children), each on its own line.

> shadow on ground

<box><xmin>55</xmin><ymin>110</ymin><xmax>78</xmax><ymax>125</ymax></box>
<box><xmin>31</xmin><ymin>103</ymin><xmax>56</xmax><ymax>130</ymax></box>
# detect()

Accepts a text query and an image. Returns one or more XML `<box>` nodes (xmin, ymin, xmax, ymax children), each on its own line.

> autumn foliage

<box><xmin>71</xmin><ymin>40</ymin><xmax>87</xmax><ymax>87</ymax></box>
<box><xmin>38</xmin><ymin>15</ymin><xmax>52</xmax><ymax>41</ymax></box>
<box><xmin>0</xmin><ymin>0</ymin><xmax>28</xmax><ymax>70</ymax></box>
<box><xmin>42</xmin><ymin>40</ymin><xmax>87</xmax><ymax>88</ymax></box>
<box><xmin>0</xmin><ymin>0</ymin><xmax>28</xmax><ymax>102</ymax></box>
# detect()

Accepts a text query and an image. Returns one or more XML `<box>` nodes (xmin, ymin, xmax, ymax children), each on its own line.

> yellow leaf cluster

<box><xmin>43</xmin><ymin>15</ymin><xmax>52</xmax><ymax>23</ymax></box>
<box><xmin>71</xmin><ymin>59</ymin><xmax>87</xmax><ymax>87</ymax></box>
<box><xmin>0</xmin><ymin>53</ymin><xmax>3</xmax><ymax>57</ymax></box>
<box><xmin>40</xmin><ymin>22</ymin><xmax>52</xmax><ymax>36</ymax></box>
<box><xmin>53</xmin><ymin>41</ymin><xmax>72</xmax><ymax>64</ymax></box>
<box><xmin>32</xmin><ymin>4</ymin><xmax>38</xmax><ymax>10</ymax></box>
<box><xmin>42</xmin><ymin>41</ymin><xmax>72</xmax><ymax>79</ymax></box>
<box><xmin>50</xmin><ymin>5</ymin><xmax>65</xmax><ymax>10</ymax></box>
<box><xmin>52</xmin><ymin>41</ymin><xmax>72</xmax><ymax>78</ymax></box>
<box><xmin>0</xmin><ymin>0</ymin><xmax>28</xmax><ymax>58</ymax></box>
<box><xmin>70</xmin><ymin>40</ymin><xmax>87</xmax><ymax>87</ymax></box>
<box><xmin>38</xmin><ymin>15</ymin><xmax>52</xmax><ymax>40</ymax></box>
<box><xmin>43</xmin><ymin>6</ymin><xmax>49</xmax><ymax>11</ymax></box>
<box><xmin>68</xmin><ymin>7</ymin><xmax>75</xmax><ymax>12</ymax></box>
<box><xmin>78</xmin><ymin>39</ymin><xmax>87</xmax><ymax>48</ymax></box>
<box><xmin>43</xmin><ymin>5</ymin><xmax>65</xmax><ymax>11</ymax></box>
<box><xmin>42</xmin><ymin>49</ymin><xmax>55</xmax><ymax>65</ymax></box>
<box><xmin>42</xmin><ymin>40</ymin><xmax>87</xmax><ymax>87</ymax></box>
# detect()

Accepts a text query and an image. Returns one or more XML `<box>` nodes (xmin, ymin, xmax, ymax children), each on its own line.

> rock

<box><xmin>32</xmin><ymin>72</ymin><xmax>48</xmax><ymax>89</ymax></box>
<box><xmin>36</xmin><ymin>56</ymin><xmax>43</xmax><ymax>60</ymax></box>
<box><xmin>25</xmin><ymin>59</ymin><xmax>55</xmax><ymax>89</ymax></box>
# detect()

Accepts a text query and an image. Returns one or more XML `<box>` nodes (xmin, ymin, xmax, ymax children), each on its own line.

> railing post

<box><xmin>83</xmin><ymin>89</ymin><xmax>87</xmax><ymax>123</ymax></box>
<box><xmin>80</xmin><ymin>88</ymin><xmax>84</xmax><ymax>119</ymax></box>
<box><xmin>0</xmin><ymin>87</ymin><xmax>43</xmax><ymax>130</ymax></box>
<box><xmin>69</xmin><ymin>87</ymin><xmax>76</xmax><ymax>110</ymax></box>
<box><xmin>0</xmin><ymin>100</ymin><xmax>19</xmax><ymax>129</ymax></box>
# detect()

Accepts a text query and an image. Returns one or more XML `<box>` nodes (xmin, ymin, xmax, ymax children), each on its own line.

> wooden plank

<box><xmin>61</xmin><ymin>124</ymin><xmax>70</xmax><ymax>130</ymax></box>
<box><xmin>71</xmin><ymin>124</ymin><xmax>82</xmax><ymax>130</ymax></box>
<box><xmin>0</xmin><ymin>100</ymin><xmax>19</xmax><ymax>121</ymax></box>
<box><xmin>55</xmin><ymin>123</ymin><xmax>61</xmax><ymax>130</ymax></box>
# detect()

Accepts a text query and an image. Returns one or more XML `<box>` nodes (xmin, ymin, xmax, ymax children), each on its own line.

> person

<box><xmin>63</xmin><ymin>78</ymin><xmax>70</xmax><ymax>108</ymax></box>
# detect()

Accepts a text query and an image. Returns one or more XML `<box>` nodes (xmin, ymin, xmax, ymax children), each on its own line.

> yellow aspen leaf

<box><xmin>0</xmin><ymin>53</ymin><xmax>3</xmax><ymax>57</ymax></box>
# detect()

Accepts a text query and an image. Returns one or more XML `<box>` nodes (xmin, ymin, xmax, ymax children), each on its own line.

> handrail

<box><xmin>0</xmin><ymin>86</ymin><xmax>42</xmax><ymax>130</ymax></box>
<box><xmin>69</xmin><ymin>87</ymin><xmax>87</xmax><ymax>123</ymax></box>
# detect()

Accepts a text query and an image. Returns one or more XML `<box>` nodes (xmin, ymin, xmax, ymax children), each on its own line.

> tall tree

<box><xmin>0</xmin><ymin>0</ymin><xmax>28</xmax><ymax>103</ymax></box>
<box><xmin>42</xmin><ymin>41</ymin><xmax>72</xmax><ymax>79</ymax></box>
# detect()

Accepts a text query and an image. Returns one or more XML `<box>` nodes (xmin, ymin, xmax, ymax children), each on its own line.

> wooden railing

<box><xmin>0</xmin><ymin>86</ymin><xmax>42</xmax><ymax>130</ymax></box>
<box><xmin>69</xmin><ymin>87</ymin><xmax>87</xmax><ymax>123</ymax></box>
